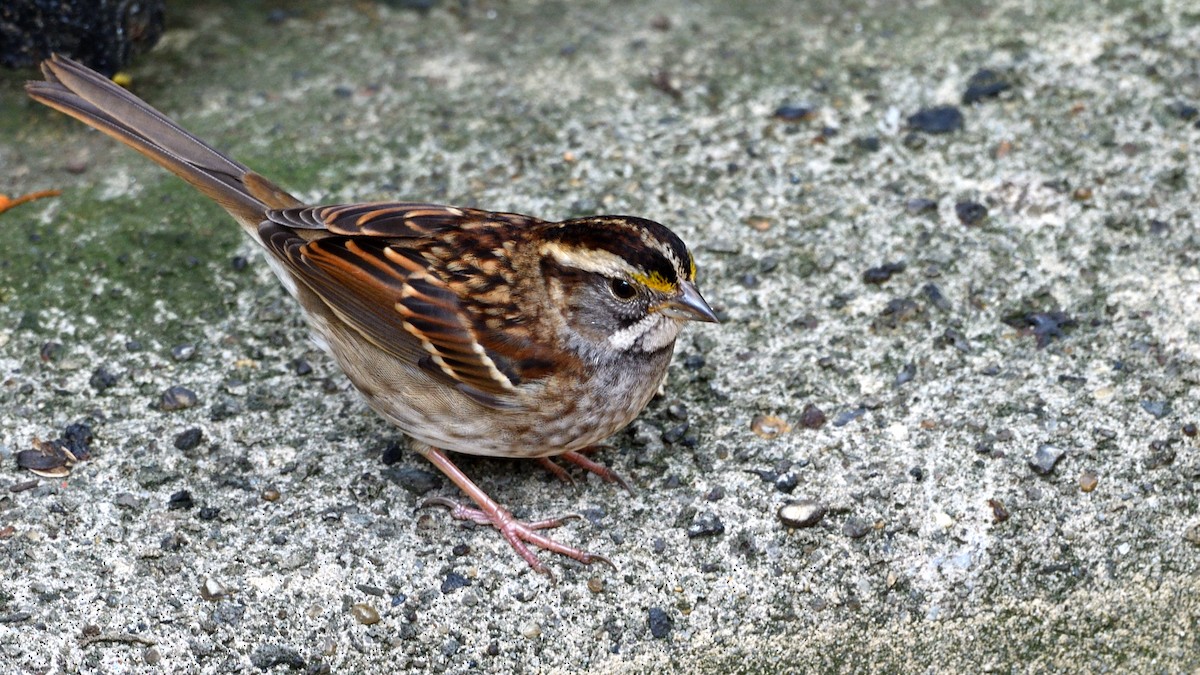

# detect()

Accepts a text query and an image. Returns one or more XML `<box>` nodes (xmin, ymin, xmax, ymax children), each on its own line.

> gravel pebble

<box><xmin>647</xmin><ymin>607</ymin><xmax>673</xmax><ymax>639</ymax></box>
<box><xmin>907</xmin><ymin>105</ymin><xmax>963</xmax><ymax>133</ymax></box>
<box><xmin>686</xmin><ymin>511</ymin><xmax>725</xmax><ymax>538</ymax></box>
<box><xmin>1029</xmin><ymin>444</ymin><xmax>1066</xmax><ymax>474</ymax></box>
<box><xmin>778</xmin><ymin>499</ymin><xmax>826</xmax><ymax>528</ymax></box>
<box><xmin>351</xmin><ymin>603</ymin><xmax>380</xmax><ymax>625</ymax></box>
<box><xmin>160</xmin><ymin>385</ymin><xmax>199</xmax><ymax>411</ymax></box>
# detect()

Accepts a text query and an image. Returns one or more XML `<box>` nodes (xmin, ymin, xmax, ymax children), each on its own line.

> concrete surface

<box><xmin>1</xmin><ymin>0</ymin><xmax>1198</xmax><ymax>672</ymax></box>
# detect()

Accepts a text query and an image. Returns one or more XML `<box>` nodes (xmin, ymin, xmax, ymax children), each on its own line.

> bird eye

<box><xmin>609</xmin><ymin>278</ymin><xmax>637</xmax><ymax>300</ymax></box>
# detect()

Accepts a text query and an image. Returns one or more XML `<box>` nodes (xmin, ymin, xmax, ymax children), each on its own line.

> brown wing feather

<box><xmin>260</xmin><ymin>204</ymin><xmax>541</xmax><ymax>407</ymax></box>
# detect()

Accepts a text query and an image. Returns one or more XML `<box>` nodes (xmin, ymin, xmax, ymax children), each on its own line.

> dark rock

<box><xmin>160</xmin><ymin>386</ymin><xmax>199</xmax><ymax>411</ymax></box>
<box><xmin>174</xmin><ymin>428</ymin><xmax>203</xmax><ymax>451</ymax></box>
<box><xmin>907</xmin><ymin>105</ymin><xmax>963</xmax><ymax>133</ymax></box>
<box><xmin>842</xmin><ymin>517</ymin><xmax>872</xmax><ymax>538</ymax></box>
<box><xmin>862</xmin><ymin>261</ymin><xmax>906</xmax><ymax>284</ymax></box>
<box><xmin>906</xmin><ymin>198</ymin><xmax>939</xmax><ymax>214</ymax></box>
<box><xmin>1029</xmin><ymin>444</ymin><xmax>1066</xmax><ymax>474</ymax></box>
<box><xmin>955</xmin><ymin>201</ymin><xmax>988</xmax><ymax>225</ymax></box>
<box><xmin>1140</xmin><ymin>401</ymin><xmax>1171</xmax><ymax>419</ymax></box>
<box><xmin>962</xmin><ymin>69</ymin><xmax>1012</xmax><ymax>104</ymax></box>
<box><xmin>441</xmin><ymin>572</ymin><xmax>470</xmax><ymax>594</ymax></box>
<box><xmin>799</xmin><ymin>404</ymin><xmax>827</xmax><ymax>429</ymax></box>
<box><xmin>773</xmin><ymin>104</ymin><xmax>815</xmax><ymax>121</ymax></box>
<box><xmin>249</xmin><ymin>644</ymin><xmax>306</xmax><ymax>671</ymax></box>
<box><xmin>167</xmin><ymin>490</ymin><xmax>195</xmax><ymax>510</ymax></box>
<box><xmin>89</xmin><ymin>367</ymin><xmax>119</xmax><ymax>392</ymax></box>
<box><xmin>686</xmin><ymin>511</ymin><xmax>725</xmax><ymax>538</ymax></box>
<box><xmin>647</xmin><ymin>607</ymin><xmax>673</xmax><ymax>639</ymax></box>
<box><xmin>1166</xmin><ymin>101</ymin><xmax>1199</xmax><ymax>121</ymax></box>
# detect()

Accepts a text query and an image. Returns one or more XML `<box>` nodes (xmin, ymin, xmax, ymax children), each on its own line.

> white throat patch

<box><xmin>607</xmin><ymin>313</ymin><xmax>681</xmax><ymax>353</ymax></box>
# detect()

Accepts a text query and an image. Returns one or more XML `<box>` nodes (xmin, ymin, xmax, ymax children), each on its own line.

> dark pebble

<box><xmin>1029</xmin><ymin>444</ymin><xmax>1066</xmax><ymax>475</ymax></box>
<box><xmin>842</xmin><ymin>517</ymin><xmax>872</xmax><ymax>538</ymax></box>
<box><xmin>683</xmin><ymin>354</ymin><xmax>706</xmax><ymax>370</ymax></box>
<box><xmin>686</xmin><ymin>511</ymin><xmax>725</xmax><ymax>538</ymax></box>
<box><xmin>1140</xmin><ymin>400</ymin><xmax>1171</xmax><ymax>419</ymax></box>
<box><xmin>1183</xmin><ymin>422</ymin><xmax>1197</xmax><ymax>437</ymax></box>
<box><xmin>894</xmin><ymin>361</ymin><xmax>916</xmax><ymax>387</ymax></box>
<box><xmin>907</xmin><ymin>105</ymin><xmax>963</xmax><ymax>133</ymax></box>
<box><xmin>988</xmin><ymin>499</ymin><xmax>1009</xmax><ymax>523</ymax></box>
<box><xmin>908</xmin><ymin>466</ymin><xmax>925</xmax><ymax>482</ymax></box>
<box><xmin>39</xmin><ymin>341</ymin><xmax>63</xmax><ymax>362</ymax></box>
<box><xmin>90</xmin><ymin>367</ymin><xmax>119</xmax><ymax>392</ymax></box>
<box><xmin>955</xmin><ymin>201</ymin><xmax>988</xmax><ymax>225</ymax></box>
<box><xmin>208</xmin><ymin>398</ymin><xmax>242</xmax><ymax>421</ymax></box>
<box><xmin>171</xmin><ymin>344</ymin><xmax>196</xmax><ymax>361</ymax></box>
<box><xmin>60</xmin><ymin>423</ymin><xmax>93</xmax><ymax>459</ymax></box>
<box><xmin>161</xmin><ymin>386</ymin><xmax>199</xmax><ymax>411</ymax></box>
<box><xmin>662</xmin><ymin>422</ymin><xmax>689</xmax><ymax>444</ymax></box>
<box><xmin>0</xmin><ymin>611</ymin><xmax>32</xmax><ymax>624</ymax></box>
<box><xmin>291</xmin><ymin>358</ymin><xmax>312</xmax><ymax>376</ymax></box>
<box><xmin>962</xmin><ymin>69</ymin><xmax>1012</xmax><ymax>104</ymax></box>
<box><xmin>230</xmin><ymin>256</ymin><xmax>249</xmax><ymax>271</ymax></box>
<box><xmin>647</xmin><ymin>607</ymin><xmax>673</xmax><ymax>639</ymax></box>
<box><xmin>486</xmin><ymin>642</ymin><xmax>501</xmax><ymax>656</ymax></box>
<box><xmin>832</xmin><ymin>408</ymin><xmax>866</xmax><ymax>427</ymax></box>
<box><xmin>441</xmin><ymin>572</ymin><xmax>470</xmax><ymax>594</ymax></box>
<box><xmin>168</xmin><ymin>490</ymin><xmax>195</xmax><ymax>510</ymax></box>
<box><xmin>379</xmin><ymin>441</ymin><xmax>405</xmax><ymax>465</ymax></box>
<box><xmin>249</xmin><ymin>644</ymin><xmax>306</xmax><ymax>671</ymax></box>
<box><xmin>906</xmin><ymin>197</ymin><xmax>939</xmax><ymax>214</ymax></box>
<box><xmin>174</xmin><ymin>428</ymin><xmax>203</xmax><ymax>451</ymax></box>
<box><xmin>383</xmin><ymin>466</ymin><xmax>440</xmax><ymax>495</ymax></box>
<box><xmin>1166</xmin><ymin>101</ymin><xmax>1199</xmax><ymax>121</ymax></box>
<box><xmin>1024</xmin><ymin>312</ymin><xmax>1075</xmax><ymax>348</ymax></box>
<box><xmin>862</xmin><ymin>261</ymin><xmax>906</xmax><ymax>284</ymax></box>
<box><xmin>850</xmin><ymin>135</ymin><xmax>880</xmax><ymax>152</ymax></box>
<box><xmin>778</xmin><ymin>500</ymin><xmax>826</xmax><ymax>528</ymax></box>
<box><xmin>451</xmin><ymin>543</ymin><xmax>471</xmax><ymax>557</ymax></box>
<box><xmin>1146</xmin><ymin>440</ymin><xmax>1176</xmax><ymax>469</ymax></box>
<box><xmin>198</xmin><ymin>506</ymin><xmax>220</xmax><ymax>521</ymax></box>
<box><xmin>798</xmin><ymin>403</ymin><xmax>827</xmax><ymax>429</ymax></box>
<box><xmin>356</xmin><ymin>584</ymin><xmax>386</xmax><ymax>597</ymax></box>
<box><xmin>705</xmin><ymin>486</ymin><xmax>725</xmax><ymax>501</ymax></box>
<box><xmin>125</xmin><ymin>339</ymin><xmax>143</xmax><ymax>352</ymax></box>
<box><xmin>774</xmin><ymin>473</ymin><xmax>798</xmax><ymax>493</ymax></box>
<box><xmin>922</xmin><ymin>283</ymin><xmax>952</xmax><ymax>312</ymax></box>
<box><xmin>773</xmin><ymin>104</ymin><xmax>815</xmax><ymax>121</ymax></box>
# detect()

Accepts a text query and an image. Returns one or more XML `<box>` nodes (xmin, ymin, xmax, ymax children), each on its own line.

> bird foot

<box><xmin>536</xmin><ymin>447</ymin><xmax>634</xmax><ymax>494</ymax></box>
<box><xmin>420</xmin><ymin>496</ymin><xmax>615</xmax><ymax>579</ymax></box>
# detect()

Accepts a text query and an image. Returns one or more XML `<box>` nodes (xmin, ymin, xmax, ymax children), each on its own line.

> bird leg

<box><xmin>417</xmin><ymin>444</ymin><xmax>615</xmax><ymax>577</ymax></box>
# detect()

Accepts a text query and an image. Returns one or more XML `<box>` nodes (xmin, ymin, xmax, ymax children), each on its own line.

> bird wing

<box><xmin>260</xmin><ymin>203</ymin><xmax>542</xmax><ymax>408</ymax></box>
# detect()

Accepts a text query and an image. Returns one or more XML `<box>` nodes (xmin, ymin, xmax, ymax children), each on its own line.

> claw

<box><xmin>416</xmin><ymin>444</ymin><xmax>616</xmax><ymax>577</ymax></box>
<box><xmin>535</xmin><ymin>447</ymin><xmax>635</xmax><ymax>494</ymax></box>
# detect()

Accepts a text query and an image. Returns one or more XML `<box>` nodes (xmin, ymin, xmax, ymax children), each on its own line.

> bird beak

<box><xmin>658</xmin><ymin>281</ymin><xmax>719</xmax><ymax>323</ymax></box>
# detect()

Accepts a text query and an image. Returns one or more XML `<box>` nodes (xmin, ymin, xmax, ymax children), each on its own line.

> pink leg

<box><xmin>557</xmin><ymin>450</ymin><xmax>634</xmax><ymax>494</ymax></box>
<box><xmin>416</xmin><ymin>444</ymin><xmax>615</xmax><ymax>578</ymax></box>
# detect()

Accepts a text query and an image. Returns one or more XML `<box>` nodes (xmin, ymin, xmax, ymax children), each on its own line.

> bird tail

<box><xmin>25</xmin><ymin>54</ymin><xmax>301</xmax><ymax>229</ymax></box>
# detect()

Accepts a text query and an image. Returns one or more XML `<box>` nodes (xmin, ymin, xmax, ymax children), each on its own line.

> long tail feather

<box><xmin>25</xmin><ymin>54</ymin><xmax>301</xmax><ymax>228</ymax></box>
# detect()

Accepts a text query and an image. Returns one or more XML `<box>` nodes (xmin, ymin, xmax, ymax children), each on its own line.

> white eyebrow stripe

<box><xmin>539</xmin><ymin>242</ymin><xmax>640</xmax><ymax>277</ymax></box>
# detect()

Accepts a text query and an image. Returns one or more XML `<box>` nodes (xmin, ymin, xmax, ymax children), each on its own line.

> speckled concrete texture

<box><xmin>1</xmin><ymin>1</ymin><xmax>1198</xmax><ymax>672</ymax></box>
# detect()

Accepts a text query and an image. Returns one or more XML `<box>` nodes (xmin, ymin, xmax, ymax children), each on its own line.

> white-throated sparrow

<box><xmin>26</xmin><ymin>55</ymin><xmax>718</xmax><ymax>577</ymax></box>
